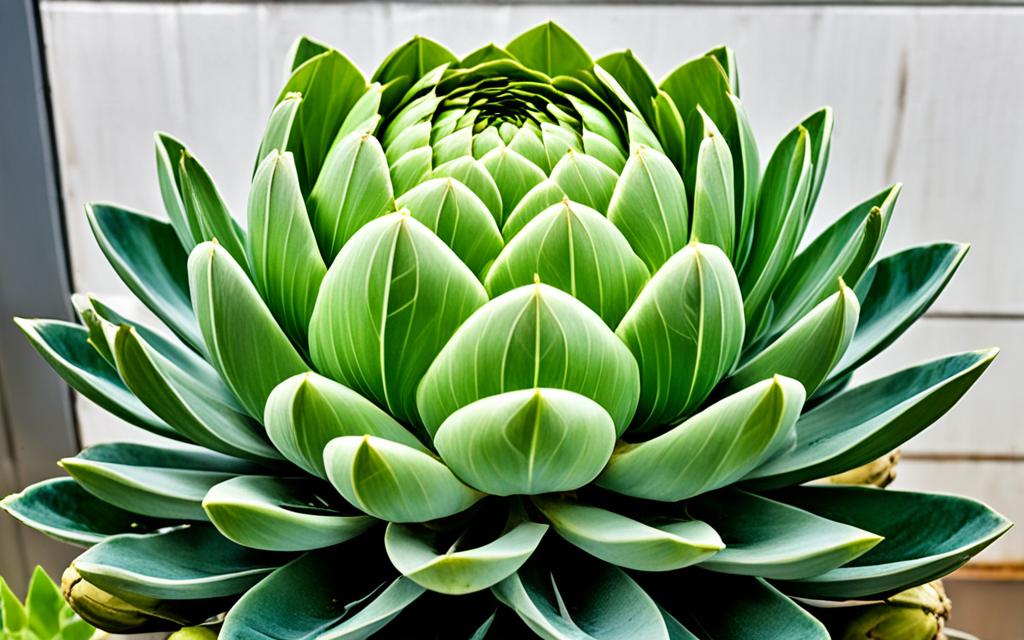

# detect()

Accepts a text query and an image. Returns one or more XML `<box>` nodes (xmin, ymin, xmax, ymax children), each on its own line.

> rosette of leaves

<box><xmin>1</xmin><ymin>22</ymin><xmax>1012</xmax><ymax>639</ymax></box>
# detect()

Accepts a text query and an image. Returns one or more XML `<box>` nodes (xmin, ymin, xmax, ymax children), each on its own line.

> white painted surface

<box><xmin>39</xmin><ymin>2</ymin><xmax>1024</xmax><ymax>563</ymax></box>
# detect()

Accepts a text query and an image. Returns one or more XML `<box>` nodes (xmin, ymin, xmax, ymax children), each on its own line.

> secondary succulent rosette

<box><xmin>2</xmin><ymin>22</ymin><xmax>1011</xmax><ymax>638</ymax></box>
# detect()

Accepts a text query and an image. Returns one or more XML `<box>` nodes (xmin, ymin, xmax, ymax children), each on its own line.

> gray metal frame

<box><xmin>0</xmin><ymin>0</ymin><xmax>80</xmax><ymax>590</ymax></box>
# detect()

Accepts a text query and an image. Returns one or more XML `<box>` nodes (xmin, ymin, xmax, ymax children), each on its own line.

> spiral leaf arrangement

<box><xmin>2</xmin><ymin>22</ymin><xmax>1011</xmax><ymax>639</ymax></box>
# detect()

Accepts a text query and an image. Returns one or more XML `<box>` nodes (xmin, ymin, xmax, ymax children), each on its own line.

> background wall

<box><xmin>28</xmin><ymin>0</ymin><xmax>1024</xmax><ymax>635</ymax></box>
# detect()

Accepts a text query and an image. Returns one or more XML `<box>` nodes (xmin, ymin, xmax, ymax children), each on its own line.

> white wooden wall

<box><xmin>40</xmin><ymin>1</ymin><xmax>1024</xmax><ymax>567</ymax></box>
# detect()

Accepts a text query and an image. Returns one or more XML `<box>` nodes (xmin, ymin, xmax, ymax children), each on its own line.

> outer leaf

<box><xmin>154</xmin><ymin>132</ymin><xmax>198</xmax><ymax>251</ymax></box>
<box><xmin>286</xmin><ymin>35</ymin><xmax>330</xmax><ymax>73</ymax></box>
<box><xmin>690</xmin><ymin>107</ymin><xmax>735</xmax><ymax>259</ymax></box>
<box><xmin>745</xmin><ymin>349</ymin><xmax>997</xmax><ymax>488</ymax></box>
<box><xmin>549</xmin><ymin>150</ymin><xmax>618</xmax><ymax>213</ymax></box>
<box><xmin>220</xmin><ymin>544</ymin><xmax>424</xmax><ymax>640</ymax></box>
<box><xmin>336</xmin><ymin>83</ymin><xmax>385</xmax><ymax>141</ymax></box>
<box><xmin>597</xmin><ymin>376</ymin><xmax>804</xmax><ymax>501</ymax></box>
<box><xmin>203</xmin><ymin>475</ymin><xmax>375</xmax><ymax>552</ymax></box>
<box><xmin>188</xmin><ymin>241</ymin><xmax>309</xmax><ymax>420</ymax></box>
<box><xmin>309</xmin><ymin>213</ymin><xmax>488</xmax><ymax>424</ymax></box>
<box><xmin>596</xmin><ymin>51</ymin><xmax>658</xmax><ymax>125</ymax></box>
<box><xmin>278</xmin><ymin>49</ymin><xmax>367</xmax><ymax>192</ymax></box>
<box><xmin>772</xmin><ymin>486</ymin><xmax>1012</xmax><ymax>600</ymax></box>
<box><xmin>650</xmin><ymin>572</ymin><xmax>830</xmax><ymax>640</ymax></box>
<box><xmin>264</xmin><ymin>373</ymin><xmax>426</xmax><ymax>480</ymax></box>
<box><xmin>395</xmin><ymin>177</ymin><xmax>504</xmax><ymax>275</ymax></box>
<box><xmin>14</xmin><ymin>319</ymin><xmax>179</xmax><ymax>441</ymax></box>
<box><xmin>25</xmin><ymin>566</ymin><xmax>65</xmax><ymax>640</ymax></box>
<box><xmin>373</xmin><ymin>36</ymin><xmax>457</xmax><ymax>116</ymax></box>
<box><xmin>324</xmin><ymin>436</ymin><xmax>482</xmax><ymax>523</ymax></box>
<box><xmin>481</xmin><ymin>146</ymin><xmax>547</xmax><ymax>227</ymax></box>
<box><xmin>485</xmin><ymin>200</ymin><xmax>649</xmax><ymax>327</ymax></box>
<box><xmin>493</xmin><ymin>554</ymin><xmax>669</xmax><ymax>640</ymax></box>
<box><xmin>825</xmin><ymin>243</ymin><xmax>969</xmax><ymax>385</ymax></box>
<box><xmin>768</xmin><ymin>184</ymin><xmax>899</xmax><ymax>337</ymax></box>
<box><xmin>607</xmin><ymin>145</ymin><xmax>689</xmax><ymax>272</ymax></box>
<box><xmin>60</xmin><ymin>442</ymin><xmax>254</xmax><ymax>521</ymax></box>
<box><xmin>616</xmin><ymin>242</ymin><xmax>744</xmax><ymax>430</ymax></box>
<box><xmin>729</xmin><ymin>95</ymin><xmax>761</xmax><ymax>269</ymax></box>
<box><xmin>73</xmin><ymin>525</ymin><xmax>289</xmax><ymax>600</ymax></box>
<box><xmin>385</xmin><ymin>521</ymin><xmax>548</xmax><ymax>594</ymax></box>
<box><xmin>653</xmin><ymin>90</ymin><xmax>686</xmax><ymax>173</ymax></box>
<box><xmin>724</xmin><ymin>284</ymin><xmax>859</xmax><ymax>396</ymax></box>
<box><xmin>1</xmin><ymin>576</ymin><xmax>27</xmax><ymax>635</ymax></box>
<box><xmin>434</xmin><ymin>388</ymin><xmax>616</xmax><ymax>495</ymax></box>
<box><xmin>687</xmin><ymin>489</ymin><xmax>882</xmax><ymax>580</ymax></box>
<box><xmin>247</xmin><ymin>150</ymin><xmax>327</xmax><ymax>347</ymax></box>
<box><xmin>0</xmin><ymin>478</ymin><xmax>169</xmax><ymax>548</ymax></box>
<box><xmin>417</xmin><ymin>283</ymin><xmax>640</xmax><ymax>438</ymax></box>
<box><xmin>506</xmin><ymin>22</ymin><xmax>592</xmax><ymax>79</ymax></box>
<box><xmin>532</xmin><ymin>497</ymin><xmax>722</xmax><ymax>571</ymax></box>
<box><xmin>86</xmin><ymin>203</ymin><xmax>203</xmax><ymax>351</ymax></box>
<box><xmin>307</xmin><ymin>132</ymin><xmax>394</xmax><ymax>261</ymax></box>
<box><xmin>801</xmin><ymin>107</ymin><xmax>834</xmax><ymax>217</ymax></box>
<box><xmin>111</xmin><ymin>324</ymin><xmax>281</xmax><ymax>461</ymax></box>
<box><xmin>739</xmin><ymin>125</ymin><xmax>813</xmax><ymax>330</ymax></box>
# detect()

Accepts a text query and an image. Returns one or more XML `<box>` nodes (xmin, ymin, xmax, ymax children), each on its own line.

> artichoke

<box><xmin>1</xmin><ymin>22</ymin><xmax>1013</xmax><ymax>638</ymax></box>
<box><xmin>815</xmin><ymin>580</ymin><xmax>952</xmax><ymax>640</ymax></box>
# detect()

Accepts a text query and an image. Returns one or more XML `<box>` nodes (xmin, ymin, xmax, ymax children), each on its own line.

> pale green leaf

<box><xmin>431</xmin><ymin>156</ymin><xmax>504</xmax><ymax>223</ymax></box>
<box><xmin>254</xmin><ymin>93</ymin><xmax>301</xmax><ymax>171</ymax></box>
<box><xmin>481</xmin><ymin>146</ymin><xmax>547</xmax><ymax>227</ymax></box>
<box><xmin>506</xmin><ymin>22</ymin><xmax>592</xmax><ymax>78</ymax></box>
<box><xmin>597</xmin><ymin>376</ymin><xmax>804</xmax><ymax>501</ymax></box>
<box><xmin>502</xmin><ymin>179</ymin><xmax>566</xmax><ymax>240</ymax></box>
<box><xmin>434</xmin><ymin>388</ymin><xmax>616</xmax><ymax>495</ymax></box>
<box><xmin>390</xmin><ymin>145</ymin><xmax>433</xmax><ymax>197</ymax></box>
<box><xmin>324</xmin><ymin>436</ymin><xmax>483</xmax><ymax>523</ymax></box>
<box><xmin>690</xmin><ymin>107</ymin><xmax>736</xmax><ymax>259</ymax></box>
<box><xmin>550</xmin><ymin>150</ymin><xmax>618</xmax><ymax>213</ymax></box>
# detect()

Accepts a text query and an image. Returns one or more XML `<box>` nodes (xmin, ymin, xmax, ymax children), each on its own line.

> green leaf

<box><xmin>607</xmin><ymin>145</ymin><xmax>689</xmax><ymax>272</ymax></box>
<box><xmin>582</xmin><ymin>130</ymin><xmax>627</xmax><ymax>173</ymax></box>
<box><xmin>597</xmin><ymin>376</ymin><xmax>804</xmax><ymax>502</ymax></box>
<box><xmin>729</xmin><ymin>95</ymin><xmax>760</xmax><ymax>269</ymax></box>
<box><xmin>111</xmin><ymin>324</ymin><xmax>281</xmax><ymax>461</ymax></box>
<box><xmin>616</xmin><ymin>242</ymin><xmax>744</xmax><ymax>430</ymax></box>
<box><xmin>60</xmin><ymin>442</ymin><xmax>254</xmax><ymax>521</ymax></box>
<box><xmin>220</xmin><ymin>544</ymin><xmax>424</xmax><ymax>640</ymax></box>
<box><xmin>659</xmin><ymin>54</ymin><xmax>734</xmax><ymax>150</ymax></box>
<box><xmin>73</xmin><ymin>524</ymin><xmax>289</xmax><ymax>600</ymax></box>
<box><xmin>508</xmin><ymin>127</ymin><xmax>550</xmax><ymax>171</ymax></box>
<box><xmin>417</xmin><ymin>283</ymin><xmax>640</xmax><ymax>438</ymax></box>
<box><xmin>254</xmin><ymin>92</ymin><xmax>301</xmax><ymax>171</ymax></box>
<box><xmin>541</xmin><ymin>124</ymin><xmax>583</xmax><ymax>171</ymax></box>
<box><xmin>336</xmin><ymin>83</ymin><xmax>385</xmax><ymax>142</ymax></box>
<box><xmin>739</xmin><ymin>124</ymin><xmax>813</xmax><ymax>329</ymax></box>
<box><xmin>307</xmin><ymin>131</ymin><xmax>394</xmax><ymax>262</ymax></box>
<box><xmin>650</xmin><ymin>572</ymin><xmax>830</xmax><ymax>640</ymax></box>
<box><xmin>705</xmin><ymin>46</ymin><xmax>739</xmax><ymax>94</ymax></box>
<box><xmin>596</xmin><ymin>51</ymin><xmax>658</xmax><ymax>125</ymax></box>
<box><xmin>278</xmin><ymin>49</ymin><xmax>367</xmax><ymax>193</ymax></box>
<box><xmin>87</xmin><ymin>203</ymin><xmax>203</xmax><ymax>352</ymax></box>
<box><xmin>493</xmin><ymin>554</ymin><xmax>669</xmax><ymax>640</ymax></box>
<box><xmin>265</xmin><ymin>372</ymin><xmax>426</xmax><ymax>480</ymax></box>
<box><xmin>549</xmin><ymin>150</ymin><xmax>619</xmax><ymax>214</ymax></box>
<box><xmin>485</xmin><ymin>200</ymin><xmax>649</xmax><ymax>327</ymax></box>
<box><xmin>324</xmin><ymin>436</ymin><xmax>483</xmax><ymax>523</ymax></box>
<box><xmin>506</xmin><ymin>22</ymin><xmax>592</xmax><ymax>79</ymax></box>
<box><xmin>390</xmin><ymin>145</ymin><xmax>433</xmax><ymax>197</ymax></box>
<box><xmin>745</xmin><ymin>349</ymin><xmax>997</xmax><ymax>489</ymax></box>
<box><xmin>373</xmin><ymin>36</ymin><xmax>457</xmax><ymax>116</ymax></box>
<box><xmin>532</xmin><ymin>496</ymin><xmax>722</xmax><ymax>571</ymax></box>
<box><xmin>502</xmin><ymin>179</ymin><xmax>566</xmax><ymax>240</ymax></box>
<box><xmin>433</xmin><ymin>127</ymin><xmax>473</xmax><ymax>166</ymax></box>
<box><xmin>189</xmin><ymin>241</ymin><xmax>309</xmax><ymax>420</ymax></box>
<box><xmin>178</xmin><ymin>149</ymin><xmax>249</xmax><ymax>269</ymax></box>
<box><xmin>247</xmin><ymin>150</ymin><xmax>327</xmax><ymax>348</ymax></box>
<box><xmin>286</xmin><ymin>35</ymin><xmax>330</xmax><ymax>73</ymax></box>
<box><xmin>1</xmin><ymin>576</ymin><xmax>27</xmax><ymax>635</ymax></box>
<box><xmin>14</xmin><ymin>318</ymin><xmax>179</xmax><ymax>441</ymax></box>
<box><xmin>690</xmin><ymin>107</ymin><xmax>736</xmax><ymax>259</ymax></box>
<box><xmin>385</xmin><ymin>520</ymin><xmax>548</xmax><ymax>594</ymax></box>
<box><xmin>771</xmin><ymin>486</ymin><xmax>1012</xmax><ymax>600</ymax></box>
<box><xmin>395</xmin><ymin>177</ymin><xmax>504</xmax><ymax>275</ymax></box>
<box><xmin>25</xmin><ymin>566</ymin><xmax>65</xmax><ymax>640</ymax></box>
<box><xmin>653</xmin><ymin>91</ymin><xmax>686</xmax><ymax>173</ymax></box>
<box><xmin>625</xmin><ymin>111</ymin><xmax>665</xmax><ymax>153</ymax></box>
<box><xmin>723</xmin><ymin>283</ymin><xmax>859</xmax><ymax>396</ymax></box>
<box><xmin>481</xmin><ymin>146</ymin><xmax>547</xmax><ymax>227</ymax></box>
<box><xmin>801</xmin><ymin>107</ymin><xmax>834</xmax><ymax>217</ymax></box>
<box><xmin>768</xmin><ymin>185</ymin><xmax>899</xmax><ymax>338</ymax></box>
<box><xmin>155</xmin><ymin>132</ymin><xmax>199</xmax><ymax>251</ymax></box>
<box><xmin>434</xmin><ymin>388</ymin><xmax>616</xmax><ymax>496</ymax></box>
<box><xmin>309</xmin><ymin>213</ymin><xmax>488</xmax><ymax>425</ymax></box>
<box><xmin>0</xmin><ymin>478</ymin><xmax>170</xmax><ymax>547</ymax></box>
<box><xmin>385</xmin><ymin>122</ymin><xmax>430</xmax><ymax>165</ymax></box>
<box><xmin>686</xmin><ymin>489</ymin><xmax>882</xmax><ymax>580</ymax></box>
<box><xmin>825</xmin><ymin>242</ymin><xmax>969</xmax><ymax>386</ymax></box>
<box><xmin>431</xmin><ymin>156</ymin><xmax>504</xmax><ymax>223</ymax></box>
<box><xmin>203</xmin><ymin>475</ymin><xmax>375</xmax><ymax>552</ymax></box>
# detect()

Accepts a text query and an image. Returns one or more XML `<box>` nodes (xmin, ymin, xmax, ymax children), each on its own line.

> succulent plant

<box><xmin>1</xmin><ymin>567</ymin><xmax>95</xmax><ymax>640</ymax></box>
<box><xmin>1</xmin><ymin>22</ymin><xmax>1012</xmax><ymax>639</ymax></box>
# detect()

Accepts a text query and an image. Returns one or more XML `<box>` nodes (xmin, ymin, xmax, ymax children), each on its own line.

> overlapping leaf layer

<box><xmin>2</xmin><ymin>23</ymin><xmax>1010</xmax><ymax>639</ymax></box>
